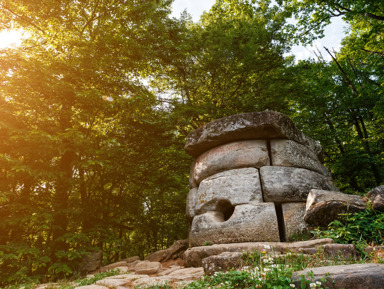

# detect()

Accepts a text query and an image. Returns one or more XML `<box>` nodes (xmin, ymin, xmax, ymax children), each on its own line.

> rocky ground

<box><xmin>34</xmin><ymin>239</ymin><xmax>384</xmax><ymax>289</ymax></box>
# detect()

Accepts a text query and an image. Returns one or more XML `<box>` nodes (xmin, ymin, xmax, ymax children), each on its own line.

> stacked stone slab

<box><xmin>185</xmin><ymin>111</ymin><xmax>338</xmax><ymax>247</ymax></box>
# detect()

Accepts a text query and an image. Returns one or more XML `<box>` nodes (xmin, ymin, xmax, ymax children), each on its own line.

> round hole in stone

<box><xmin>216</xmin><ymin>200</ymin><xmax>235</xmax><ymax>222</ymax></box>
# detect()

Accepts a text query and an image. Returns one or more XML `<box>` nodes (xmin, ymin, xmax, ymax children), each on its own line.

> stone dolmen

<box><xmin>185</xmin><ymin>111</ymin><xmax>339</xmax><ymax>247</ymax></box>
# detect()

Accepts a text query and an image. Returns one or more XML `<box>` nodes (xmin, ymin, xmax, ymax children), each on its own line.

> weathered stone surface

<box><xmin>192</xmin><ymin>140</ymin><xmax>269</xmax><ymax>184</ymax></box>
<box><xmin>323</xmin><ymin>244</ymin><xmax>356</xmax><ymax>259</ymax></box>
<box><xmin>270</xmin><ymin>140</ymin><xmax>324</xmax><ymax>175</ymax></box>
<box><xmin>126</xmin><ymin>260</ymin><xmax>140</xmax><ymax>271</ymax></box>
<box><xmin>183</xmin><ymin>239</ymin><xmax>334</xmax><ymax>267</ymax></box>
<box><xmin>195</xmin><ymin>168</ymin><xmax>263</xmax><ymax>215</ymax></box>
<box><xmin>123</xmin><ymin>256</ymin><xmax>140</xmax><ymax>263</ymax></box>
<box><xmin>75</xmin><ymin>285</ymin><xmax>109</xmax><ymax>289</ymax></box>
<box><xmin>80</xmin><ymin>250</ymin><xmax>102</xmax><ymax>273</ymax></box>
<box><xmin>158</xmin><ymin>265</ymin><xmax>184</xmax><ymax>276</ymax></box>
<box><xmin>292</xmin><ymin>263</ymin><xmax>384</xmax><ymax>289</ymax></box>
<box><xmin>100</xmin><ymin>261</ymin><xmax>128</xmax><ymax>272</ymax></box>
<box><xmin>167</xmin><ymin>267</ymin><xmax>204</xmax><ymax>281</ymax></box>
<box><xmin>184</xmin><ymin>111</ymin><xmax>320</xmax><ymax>158</ymax></box>
<box><xmin>367</xmin><ymin>185</ymin><xmax>384</xmax><ymax>212</ymax></box>
<box><xmin>134</xmin><ymin>261</ymin><xmax>162</xmax><ymax>275</ymax></box>
<box><xmin>202</xmin><ymin>252</ymin><xmax>243</xmax><ymax>275</ymax></box>
<box><xmin>189</xmin><ymin>203</ymin><xmax>279</xmax><ymax>247</ymax></box>
<box><xmin>95</xmin><ymin>278</ymin><xmax>129</xmax><ymax>287</ymax></box>
<box><xmin>282</xmin><ymin>203</ymin><xmax>308</xmax><ymax>241</ymax></box>
<box><xmin>260</xmin><ymin>167</ymin><xmax>338</xmax><ymax>202</ymax></box>
<box><xmin>189</xmin><ymin>159</ymin><xmax>198</xmax><ymax>188</ymax></box>
<box><xmin>304</xmin><ymin>189</ymin><xmax>366</xmax><ymax>226</ymax></box>
<box><xmin>186</xmin><ymin>188</ymin><xmax>198</xmax><ymax>222</ymax></box>
<box><xmin>145</xmin><ymin>240</ymin><xmax>188</xmax><ymax>263</ymax></box>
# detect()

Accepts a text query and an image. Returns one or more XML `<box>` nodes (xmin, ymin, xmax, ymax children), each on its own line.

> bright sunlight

<box><xmin>0</xmin><ymin>30</ymin><xmax>22</xmax><ymax>48</ymax></box>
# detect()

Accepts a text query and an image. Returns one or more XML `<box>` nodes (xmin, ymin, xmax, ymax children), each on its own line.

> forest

<box><xmin>0</xmin><ymin>0</ymin><xmax>383</xmax><ymax>285</ymax></box>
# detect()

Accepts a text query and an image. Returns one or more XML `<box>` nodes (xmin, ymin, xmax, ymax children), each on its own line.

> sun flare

<box><xmin>0</xmin><ymin>30</ymin><xmax>22</xmax><ymax>49</ymax></box>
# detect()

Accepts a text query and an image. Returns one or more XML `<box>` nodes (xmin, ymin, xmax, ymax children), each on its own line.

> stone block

<box><xmin>282</xmin><ymin>203</ymin><xmax>308</xmax><ymax>241</ymax></box>
<box><xmin>186</xmin><ymin>188</ymin><xmax>198</xmax><ymax>222</ymax></box>
<box><xmin>192</xmin><ymin>140</ymin><xmax>269</xmax><ymax>184</ymax></box>
<box><xmin>202</xmin><ymin>252</ymin><xmax>243</xmax><ymax>275</ymax></box>
<box><xmin>367</xmin><ymin>185</ymin><xmax>384</xmax><ymax>212</ymax></box>
<box><xmin>304</xmin><ymin>189</ymin><xmax>366</xmax><ymax>227</ymax></box>
<box><xmin>184</xmin><ymin>111</ymin><xmax>321</xmax><ymax>158</ymax></box>
<box><xmin>195</xmin><ymin>168</ymin><xmax>263</xmax><ymax>215</ymax></box>
<box><xmin>270</xmin><ymin>140</ymin><xmax>324</xmax><ymax>175</ymax></box>
<box><xmin>134</xmin><ymin>261</ymin><xmax>162</xmax><ymax>275</ymax></box>
<box><xmin>260</xmin><ymin>166</ymin><xmax>338</xmax><ymax>202</ymax></box>
<box><xmin>189</xmin><ymin>203</ymin><xmax>279</xmax><ymax>247</ymax></box>
<box><xmin>292</xmin><ymin>264</ymin><xmax>384</xmax><ymax>289</ymax></box>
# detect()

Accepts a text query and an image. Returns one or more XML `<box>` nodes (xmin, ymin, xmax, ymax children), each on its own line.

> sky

<box><xmin>171</xmin><ymin>0</ymin><xmax>347</xmax><ymax>61</ymax></box>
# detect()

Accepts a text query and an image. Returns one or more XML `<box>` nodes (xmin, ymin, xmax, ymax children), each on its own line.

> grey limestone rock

<box><xmin>304</xmin><ymin>189</ymin><xmax>366</xmax><ymax>227</ymax></box>
<box><xmin>260</xmin><ymin>166</ymin><xmax>337</xmax><ymax>202</ymax></box>
<box><xmin>202</xmin><ymin>252</ymin><xmax>244</xmax><ymax>276</ymax></box>
<box><xmin>183</xmin><ymin>239</ymin><xmax>334</xmax><ymax>267</ymax></box>
<box><xmin>184</xmin><ymin>111</ymin><xmax>320</xmax><ymax>158</ymax></box>
<box><xmin>195</xmin><ymin>168</ymin><xmax>263</xmax><ymax>215</ymax></box>
<box><xmin>186</xmin><ymin>188</ymin><xmax>198</xmax><ymax>222</ymax></box>
<box><xmin>282</xmin><ymin>203</ymin><xmax>309</xmax><ymax>241</ymax></box>
<box><xmin>270</xmin><ymin>140</ymin><xmax>325</xmax><ymax>175</ymax></box>
<box><xmin>367</xmin><ymin>185</ymin><xmax>384</xmax><ymax>212</ymax></box>
<box><xmin>189</xmin><ymin>203</ymin><xmax>279</xmax><ymax>247</ymax></box>
<box><xmin>292</xmin><ymin>263</ymin><xmax>384</xmax><ymax>289</ymax></box>
<box><xmin>192</xmin><ymin>140</ymin><xmax>269</xmax><ymax>184</ymax></box>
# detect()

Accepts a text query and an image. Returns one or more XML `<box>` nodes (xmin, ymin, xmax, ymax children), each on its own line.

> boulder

<box><xmin>192</xmin><ymin>140</ymin><xmax>269</xmax><ymax>184</ymax></box>
<box><xmin>195</xmin><ymin>168</ymin><xmax>263</xmax><ymax>215</ymax></box>
<box><xmin>184</xmin><ymin>111</ymin><xmax>320</xmax><ymax>158</ymax></box>
<box><xmin>189</xmin><ymin>203</ymin><xmax>279</xmax><ymax>247</ymax></box>
<box><xmin>304</xmin><ymin>189</ymin><xmax>366</xmax><ymax>227</ymax></box>
<box><xmin>100</xmin><ymin>261</ymin><xmax>128</xmax><ymax>272</ymax></box>
<box><xmin>123</xmin><ymin>256</ymin><xmax>140</xmax><ymax>263</ymax></box>
<box><xmin>260</xmin><ymin>167</ymin><xmax>337</xmax><ymax>202</ymax></box>
<box><xmin>282</xmin><ymin>203</ymin><xmax>308</xmax><ymax>241</ymax></box>
<box><xmin>367</xmin><ymin>185</ymin><xmax>384</xmax><ymax>212</ymax></box>
<box><xmin>167</xmin><ymin>267</ymin><xmax>204</xmax><ymax>281</ymax></box>
<box><xmin>292</xmin><ymin>263</ymin><xmax>384</xmax><ymax>289</ymax></box>
<box><xmin>79</xmin><ymin>250</ymin><xmax>102</xmax><ymax>273</ymax></box>
<box><xmin>183</xmin><ymin>239</ymin><xmax>334</xmax><ymax>267</ymax></box>
<box><xmin>270</xmin><ymin>140</ymin><xmax>324</xmax><ymax>175</ymax></box>
<box><xmin>134</xmin><ymin>261</ymin><xmax>162</xmax><ymax>275</ymax></box>
<box><xmin>202</xmin><ymin>252</ymin><xmax>243</xmax><ymax>275</ymax></box>
<box><xmin>323</xmin><ymin>243</ymin><xmax>356</xmax><ymax>259</ymax></box>
<box><xmin>145</xmin><ymin>239</ymin><xmax>188</xmax><ymax>263</ymax></box>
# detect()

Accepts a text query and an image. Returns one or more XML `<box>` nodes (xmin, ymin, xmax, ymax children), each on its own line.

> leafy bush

<box><xmin>312</xmin><ymin>207</ymin><xmax>384</xmax><ymax>253</ymax></box>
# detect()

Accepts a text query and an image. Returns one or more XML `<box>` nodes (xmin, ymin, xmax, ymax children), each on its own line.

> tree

<box><xmin>0</xmin><ymin>0</ymin><xmax>190</xmax><ymax>284</ymax></box>
<box><xmin>150</xmin><ymin>0</ymin><xmax>295</xmax><ymax>131</ymax></box>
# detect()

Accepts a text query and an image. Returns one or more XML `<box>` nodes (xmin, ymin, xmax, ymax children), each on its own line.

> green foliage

<box><xmin>184</xmin><ymin>251</ymin><xmax>326</xmax><ymax>289</ymax></box>
<box><xmin>312</xmin><ymin>208</ymin><xmax>384</xmax><ymax>253</ymax></box>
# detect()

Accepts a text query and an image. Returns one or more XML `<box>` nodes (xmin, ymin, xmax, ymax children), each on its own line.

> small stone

<box><xmin>95</xmin><ymin>278</ymin><xmax>129</xmax><ymax>287</ymax></box>
<box><xmin>367</xmin><ymin>185</ymin><xmax>384</xmax><ymax>212</ymax></box>
<box><xmin>192</xmin><ymin>140</ymin><xmax>269</xmax><ymax>184</ymax></box>
<box><xmin>167</xmin><ymin>267</ymin><xmax>204</xmax><ymax>281</ymax></box>
<box><xmin>123</xmin><ymin>256</ymin><xmax>140</xmax><ymax>263</ymax></box>
<box><xmin>134</xmin><ymin>261</ymin><xmax>162</xmax><ymax>275</ymax></box>
<box><xmin>304</xmin><ymin>189</ymin><xmax>366</xmax><ymax>227</ymax></box>
<box><xmin>100</xmin><ymin>261</ymin><xmax>128</xmax><ymax>272</ymax></box>
<box><xmin>323</xmin><ymin>243</ymin><xmax>356</xmax><ymax>259</ymax></box>
<box><xmin>202</xmin><ymin>252</ymin><xmax>243</xmax><ymax>275</ymax></box>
